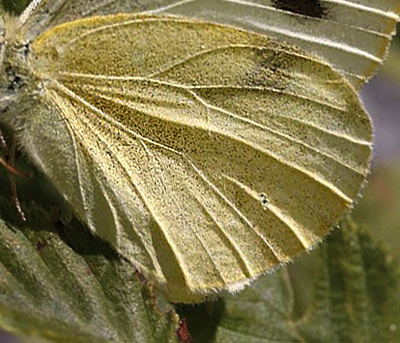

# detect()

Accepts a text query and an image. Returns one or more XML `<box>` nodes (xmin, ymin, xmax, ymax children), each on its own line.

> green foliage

<box><xmin>0</xmin><ymin>0</ymin><xmax>28</xmax><ymax>13</ymax></box>
<box><xmin>353</xmin><ymin>163</ymin><xmax>400</xmax><ymax>260</ymax></box>
<box><xmin>2</xmin><ymin>171</ymin><xmax>399</xmax><ymax>343</ymax></box>
<box><xmin>1</xmin><ymin>153</ymin><xmax>399</xmax><ymax>343</ymax></box>
<box><xmin>178</xmin><ymin>218</ymin><xmax>400</xmax><ymax>343</ymax></box>
<box><xmin>0</xmin><ymin>195</ymin><xmax>178</xmax><ymax>343</ymax></box>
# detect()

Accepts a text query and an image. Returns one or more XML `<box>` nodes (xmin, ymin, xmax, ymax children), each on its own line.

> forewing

<box><xmin>19</xmin><ymin>0</ymin><xmax>400</xmax><ymax>89</ymax></box>
<box><xmin>28</xmin><ymin>14</ymin><xmax>372</xmax><ymax>302</ymax></box>
<box><xmin>18</xmin><ymin>0</ymin><xmax>169</xmax><ymax>40</ymax></box>
<box><xmin>154</xmin><ymin>0</ymin><xmax>400</xmax><ymax>90</ymax></box>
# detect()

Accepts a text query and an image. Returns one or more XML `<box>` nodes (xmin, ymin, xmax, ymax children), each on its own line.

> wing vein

<box><xmin>59</xmin><ymin>72</ymin><xmax>370</xmax><ymax>146</ymax></box>
<box><xmin>52</xmin><ymin>84</ymin><xmax>181</xmax><ymax>280</ymax></box>
<box><xmin>184</xmin><ymin>157</ymin><xmax>282</xmax><ymax>262</ymax></box>
<box><xmin>60</xmin><ymin>76</ymin><xmax>357</xmax><ymax>203</ymax></box>
<box><xmin>187</xmin><ymin>89</ymin><xmax>367</xmax><ymax>175</ymax></box>
<box><xmin>59</xmin><ymin>81</ymin><xmax>283</xmax><ymax>263</ymax></box>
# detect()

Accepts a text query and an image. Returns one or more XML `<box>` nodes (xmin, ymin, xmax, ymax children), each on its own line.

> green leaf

<box><xmin>0</xmin><ymin>0</ymin><xmax>30</xmax><ymax>14</ymax></box>
<box><xmin>179</xmin><ymin>217</ymin><xmax>400</xmax><ymax>343</ymax></box>
<box><xmin>0</xmin><ymin>195</ymin><xmax>178</xmax><ymax>343</ymax></box>
<box><xmin>352</xmin><ymin>162</ymin><xmax>400</xmax><ymax>261</ymax></box>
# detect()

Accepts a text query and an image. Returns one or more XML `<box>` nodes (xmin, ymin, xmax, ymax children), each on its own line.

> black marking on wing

<box><xmin>272</xmin><ymin>0</ymin><xmax>328</xmax><ymax>19</ymax></box>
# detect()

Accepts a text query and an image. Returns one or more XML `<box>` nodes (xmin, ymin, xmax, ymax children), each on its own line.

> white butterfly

<box><xmin>0</xmin><ymin>0</ymin><xmax>398</xmax><ymax>303</ymax></box>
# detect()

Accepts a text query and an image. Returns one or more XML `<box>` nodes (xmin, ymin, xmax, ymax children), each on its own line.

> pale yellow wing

<box><xmin>18</xmin><ymin>0</ymin><xmax>400</xmax><ymax>90</ymax></box>
<box><xmin>155</xmin><ymin>0</ymin><xmax>400</xmax><ymax>90</ymax></box>
<box><xmin>19</xmin><ymin>14</ymin><xmax>372</xmax><ymax>302</ymax></box>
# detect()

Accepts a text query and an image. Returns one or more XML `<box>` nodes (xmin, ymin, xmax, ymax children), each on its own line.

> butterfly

<box><xmin>0</xmin><ymin>0</ymin><xmax>398</xmax><ymax>303</ymax></box>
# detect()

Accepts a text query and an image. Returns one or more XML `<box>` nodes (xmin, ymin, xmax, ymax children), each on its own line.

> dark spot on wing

<box><xmin>272</xmin><ymin>0</ymin><xmax>328</xmax><ymax>19</ymax></box>
<box><xmin>260</xmin><ymin>193</ymin><xmax>269</xmax><ymax>208</ymax></box>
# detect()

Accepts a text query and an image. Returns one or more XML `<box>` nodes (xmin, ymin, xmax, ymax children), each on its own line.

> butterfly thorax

<box><xmin>0</xmin><ymin>19</ymin><xmax>45</xmax><ymax>127</ymax></box>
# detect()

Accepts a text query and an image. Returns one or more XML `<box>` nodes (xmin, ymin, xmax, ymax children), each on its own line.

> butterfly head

<box><xmin>0</xmin><ymin>15</ymin><xmax>38</xmax><ymax>118</ymax></box>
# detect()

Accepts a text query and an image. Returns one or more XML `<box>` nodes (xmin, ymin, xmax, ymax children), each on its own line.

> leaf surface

<box><xmin>179</xmin><ymin>218</ymin><xmax>400</xmax><ymax>343</ymax></box>
<box><xmin>0</xmin><ymin>195</ymin><xmax>178</xmax><ymax>343</ymax></box>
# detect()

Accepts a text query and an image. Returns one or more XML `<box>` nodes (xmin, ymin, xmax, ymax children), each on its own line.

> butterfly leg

<box><xmin>8</xmin><ymin>146</ymin><xmax>27</xmax><ymax>222</ymax></box>
<box><xmin>0</xmin><ymin>128</ymin><xmax>28</xmax><ymax>221</ymax></box>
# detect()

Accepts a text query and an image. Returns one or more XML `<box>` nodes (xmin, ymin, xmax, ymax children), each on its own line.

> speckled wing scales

<box><xmin>153</xmin><ymin>0</ymin><xmax>400</xmax><ymax>90</ymax></box>
<box><xmin>24</xmin><ymin>14</ymin><xmax>372</xmax><ymax>302</ymax></box>
<box><xmin>18</xmin><ymin>0</ymin><xmax>169</xmax><ymax>39</ymax></box>
<box><xmin>19</xmin><ymin>0</ymin><xmax>400</xmax><ymax>89</ymax></box>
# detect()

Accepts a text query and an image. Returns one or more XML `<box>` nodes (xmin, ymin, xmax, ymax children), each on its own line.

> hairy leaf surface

<box><xmin>179</xmin><ymin>218</ymin><xmax>400</xmax><ymax>342</ymax></box>
<box><xmin>0</xmin><ymin>196</ymin><xmax>178</xmax><ymax>343</ymax></box>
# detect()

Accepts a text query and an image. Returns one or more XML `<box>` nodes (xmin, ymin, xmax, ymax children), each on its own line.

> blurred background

<box><xmin>0</xmin><ymin>2</ymin><xmax>399</xmax><ymax>342</ymax></box>
<box><xmin>352</xmin><ymin>32</ymin><xmax>400</xmax><ymax>261</ymax></box>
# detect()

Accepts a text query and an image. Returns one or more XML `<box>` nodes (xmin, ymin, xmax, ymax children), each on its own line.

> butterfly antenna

<box><xmin>18</xmin><ymin>0</ymin><xmax>44</xmax><ymax>27</ymax></box>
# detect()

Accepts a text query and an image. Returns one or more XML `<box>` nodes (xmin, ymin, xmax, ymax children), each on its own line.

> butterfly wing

<box><xmin>18</xmin><ymin>0</ymin><xmax>168</xmax><ymax>39</ymax></box>
<box><xmin>19</xmin><ymin>0</ymin><xmax>400</xmax><ymax>89</ymax></box>
<box><xmin>155</xmin><ymin>0</ymin><xmax>400</xmax><ymax>90</ymax></box>
<box><xmin>19</xmin><ymin>14</ymin><xmax>372</xmax><ymax>302</ymax></box>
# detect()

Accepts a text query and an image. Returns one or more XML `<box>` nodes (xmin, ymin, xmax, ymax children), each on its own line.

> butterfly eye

<box><xmin>17</xmin><ymin>42</ymin><xmax>30</xmax><ymax>58</ymax></box>
<box><xmin>5</xmin><ymin>66</ymin><xmax>23</xmax><ymax>91</ymax></box>
<box><xmin>4</xmin><ymin>44</ymin><xmax>31</xmax><ymax>92</ymax></box>
<box><xmin>260</xmin><ymin>194</ymin><xmax>269</xmax><ymax>208</ymax></box>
